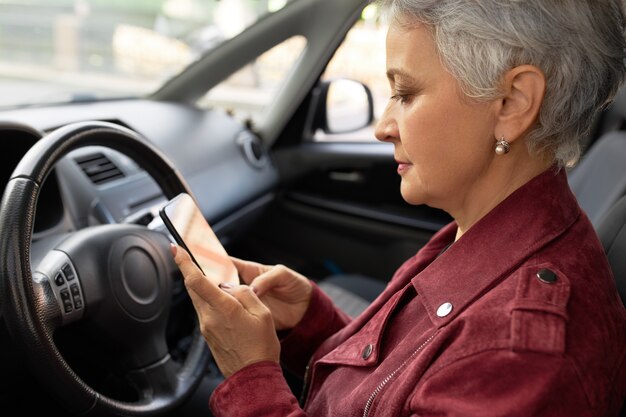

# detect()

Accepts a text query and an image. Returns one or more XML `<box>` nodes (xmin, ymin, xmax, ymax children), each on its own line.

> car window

<box><xmin>314</xmin><ymin>4</ymin><xmax>388</xmax><ymax>142</ymax></box>
<box><xmin>0</xmin><ymin>0</ymin><xmax>299</xmax><ymax>109</ymax></box>
<box><xmin>196</xmin><ymin>35</ymin><xmax>307</xmax><ymax>127</ymax></box>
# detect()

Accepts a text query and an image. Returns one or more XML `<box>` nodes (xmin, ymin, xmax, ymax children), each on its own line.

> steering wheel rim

<box><xmin>0</xmin><ymin>121</ymin><xmax>210</xmax><ymax>415</ymax></box>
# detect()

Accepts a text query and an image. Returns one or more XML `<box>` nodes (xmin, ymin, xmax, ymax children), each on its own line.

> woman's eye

<box><xmin>390</xmin><ymin>94</ymin><xmax>411</xmax><ymax>104</ymax></box>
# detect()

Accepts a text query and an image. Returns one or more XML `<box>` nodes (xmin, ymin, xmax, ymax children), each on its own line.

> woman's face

<box><xmin>375</xmin><ymin>21</ymin><xmax>498</xmax><ymax>212</ymax></box>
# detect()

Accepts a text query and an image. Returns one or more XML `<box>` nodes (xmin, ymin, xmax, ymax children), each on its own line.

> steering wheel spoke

<box><xmin>127</xmin><ymin>355</ymin><xmax>181</xmax><ymax>403</ymax></box>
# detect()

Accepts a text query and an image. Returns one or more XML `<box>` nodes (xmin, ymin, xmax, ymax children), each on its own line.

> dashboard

<box><xmin>0</xmin><ymin>98</ymin><xmax>279</xmax><ymax>247</ymax></box>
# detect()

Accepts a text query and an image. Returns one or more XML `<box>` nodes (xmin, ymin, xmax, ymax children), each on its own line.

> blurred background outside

<box><xmin>0</xmin><ymin>0</ymin><xmax>388</xmax><ymax>140</ymax></box>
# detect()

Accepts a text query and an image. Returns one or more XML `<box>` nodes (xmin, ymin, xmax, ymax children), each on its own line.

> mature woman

<box><xmin>172</xmin><ymin>0</ymin><xmax>626</xmax><ymax>415</ymax></box>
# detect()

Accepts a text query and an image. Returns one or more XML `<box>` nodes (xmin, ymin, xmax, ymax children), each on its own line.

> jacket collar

<box><xmin>411</xmin><ymin>167</ymin><xmax>581</xmax><ymax>326</ymax></box>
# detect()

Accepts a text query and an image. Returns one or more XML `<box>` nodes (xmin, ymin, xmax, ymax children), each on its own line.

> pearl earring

<box><xmin>495</xmin><ymin>136</ymin><xmax>510</xmax><ymax>155</ymax></box>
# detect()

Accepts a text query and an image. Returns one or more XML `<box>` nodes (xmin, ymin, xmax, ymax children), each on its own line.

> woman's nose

<box><xmin>374</xmin><ymin>106</ymin><xmax>398</xmax><ymax>143</ymax></box>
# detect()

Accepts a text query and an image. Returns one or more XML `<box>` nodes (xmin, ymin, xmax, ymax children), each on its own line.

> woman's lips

<box><xmin>396</xmin><ymin>160</ymin><xmax>411</xmax><ymax>174</ymax></box>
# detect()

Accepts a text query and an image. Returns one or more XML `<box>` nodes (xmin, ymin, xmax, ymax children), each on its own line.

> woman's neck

<box><xmin>452</xmin><ymin>156</ymin><xmax>554</xmax><ymax>242</ymax></box>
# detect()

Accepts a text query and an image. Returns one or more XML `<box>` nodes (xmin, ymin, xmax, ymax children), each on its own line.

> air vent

<box><xmin>75</xmin><ymin>152</ymin><xmax>125</xmax><ymax>185</ymax></box>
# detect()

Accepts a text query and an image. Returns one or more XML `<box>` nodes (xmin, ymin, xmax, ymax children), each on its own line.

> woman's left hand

<box><xmin>172</xmin><ymin>244</ymin><xmax>280</xmax><ymax>378</ymax></box>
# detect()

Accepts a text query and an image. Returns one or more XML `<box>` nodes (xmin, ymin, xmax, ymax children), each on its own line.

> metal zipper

<box><xmin>299</xmin><ymin>357</ymin><xmax>314</xmax><ymax>406</ymax></box>
<box><xmin>362</xmin><ymin>332</ymin><xmax>437</xmax><ymax>417</ymax></box>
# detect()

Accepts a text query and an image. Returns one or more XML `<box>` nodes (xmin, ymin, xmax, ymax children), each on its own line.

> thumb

<box><xmin>248</xmin><ymin>265</ymin><xmax>291</xmax><ymax>297</ymax></box>
<box><xmin>172</xmin><ymin>243</ymin><xmax>225</xmax><ymax>306</ymax></box>
<box><xmin>172</xmin><ymin>243</ymin><xmax>203</xmax><ymax>283</ymax></box>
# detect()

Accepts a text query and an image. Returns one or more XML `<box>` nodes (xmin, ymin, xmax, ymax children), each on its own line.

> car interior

<box><xmin>0</xmin><ymin>0</ymin><xmax>624</xmax><ymax>415</ymax></box>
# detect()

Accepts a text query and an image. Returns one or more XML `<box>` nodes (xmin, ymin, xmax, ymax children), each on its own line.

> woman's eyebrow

<box><xmin>387</xmin><ymin>68</ymin><xmax>418</xmax><ymax>83</ymax></box>
<box><xmin>387</xmin><ymin>69</ymin><xmax>424</xmax><ymax>91</ymax></box>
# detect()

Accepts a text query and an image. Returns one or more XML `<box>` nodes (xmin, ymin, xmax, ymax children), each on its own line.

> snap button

<box><xmin>436</xmin><ymin>302</ymin><xmax>453</xmax><ymax>317</ymax></box>
<box><xmin>536</xmin><ymin>269</ymin><xmax>557</xmax><ymax>284</ymax></box>
<box><xmin>362</xmin><ymin>344</ymin><xmax>374</xmax><ymax>359</ymax></box>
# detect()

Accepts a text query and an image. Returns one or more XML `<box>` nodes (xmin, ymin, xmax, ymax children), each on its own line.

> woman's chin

<box><xmin>400</xmin><ymin>185</ymin><xmax>425</xmax><ymax>206</ymax></box>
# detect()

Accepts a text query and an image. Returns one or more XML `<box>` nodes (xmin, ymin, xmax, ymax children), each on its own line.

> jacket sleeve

<box><xmin>280</xmin><ymin>281</ymin><xmax>352</xmax><ymax>378</ymax></box>
<box><xmin>209</xmin><ymin>283</ymin><xmax>351</xmax><ymax>417</ymax></box>
<box><xmin>409</xmin><ymin>350</ymin><xmax>596</xmax><ymax>417</ymax></box>
<box><xmin>210</xmin><ymin>361</ymin><xmax>307</xmax><ymax>417</ymax></box>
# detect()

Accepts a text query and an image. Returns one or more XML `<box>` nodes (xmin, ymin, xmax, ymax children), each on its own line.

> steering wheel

<box><xmin>0</xmin><ymin>121</ymin><xmax>210</xmax><ymax>415</ymax></box>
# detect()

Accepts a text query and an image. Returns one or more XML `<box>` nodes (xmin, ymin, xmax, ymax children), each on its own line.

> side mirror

<box><xmin>312</xmin><ymin>78</ymin><xmax>374</xmax><ymax>135</ymax></box>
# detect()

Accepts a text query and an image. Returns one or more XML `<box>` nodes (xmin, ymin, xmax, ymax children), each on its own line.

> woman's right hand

<box><xmin>231</xmin><ymin>258</ymin><xmax>313</xmax><ymax>331</ymax></box>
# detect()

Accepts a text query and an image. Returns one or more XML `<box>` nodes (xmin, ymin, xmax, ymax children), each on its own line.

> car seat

<box><xmin>594</xmin><ymin>194</ymin><xmax>626</xmax><ymax>417</ymax></box>
<box><xmin>596</xmin><ymin>193</ymin><xmax>626</xmax><ymax>306</ymax></box>
<box><xmin>317</xmin><ymin>273</ymin><xmax>386</xmax><ymax>317</ymax></box>
<box><xmin>568</xmin><ymin>131</ymin><xmax>626</xmax><ymax>227</ymax></box>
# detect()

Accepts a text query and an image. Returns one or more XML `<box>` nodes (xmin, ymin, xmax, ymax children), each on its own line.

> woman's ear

<box><xmin>494</xmin><ymin>65</ymin><xmax>546</xmax><ymax>143</ymax></box>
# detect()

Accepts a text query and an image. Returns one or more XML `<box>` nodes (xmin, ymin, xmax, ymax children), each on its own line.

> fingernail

<box><xmin>170</xmin><ymin>242</ymin><xmax>177</xmax><ymax>256</ymax></box>
<box><xmin>218</xmin><ymin>282</ymin><xmax>234</xmax><ymax>290</ymax></box>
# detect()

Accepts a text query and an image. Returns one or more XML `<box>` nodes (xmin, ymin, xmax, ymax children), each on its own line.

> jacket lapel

<box><xmin>412</xmin><ymin>167</ymin><xmax>581</xmax><ymax>326</ymax></box>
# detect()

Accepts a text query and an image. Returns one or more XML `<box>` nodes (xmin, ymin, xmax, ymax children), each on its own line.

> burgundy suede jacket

<box><xmin>210</xmin><ymin>168</ymin><xmax>626</xmax><ymax>417</ymax></box>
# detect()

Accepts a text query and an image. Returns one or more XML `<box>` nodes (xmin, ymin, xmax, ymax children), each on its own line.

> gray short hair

<box><xmin>377</xmin><ymin>0</ymin><xmax>626</xmax><ymax>167</ymax></box>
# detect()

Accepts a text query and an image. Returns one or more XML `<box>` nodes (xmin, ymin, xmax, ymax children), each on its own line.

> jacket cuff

<box><xmin>210</xmin><ymin>361</ymin><xmax>302</xmax><ymax>417</ymax></box>
<box><xmin>280</xmin><ymin>282</ymin><xmax>351</xmax><ymax>377</ymax></box>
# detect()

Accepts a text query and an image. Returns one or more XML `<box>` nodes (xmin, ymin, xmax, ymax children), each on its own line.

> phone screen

<box><xmin>160</xmin><ymin>193</ymin><xmax>239</xmax><ymax>286</ymax></box>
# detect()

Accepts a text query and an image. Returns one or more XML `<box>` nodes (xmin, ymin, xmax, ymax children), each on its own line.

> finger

<box><xmin>186</xmin><ymin>286</ymin><xmax>211</xmax><ymax>319</ymax></box>
<box><xmin>172</xmin><ymin>244</ymin><xmax>228</xmax><ymax>306</ymax></box>
<box><xmin>226</xmin><ymin>285</ymin><xmax>271</xmax><ymax>317</ymax></box>
<box><xmin>248</xmin><ymin>264</ymin><xmax>292</xmax><ymax>297</ymax></box>
<box><xmin>230</xmin><ymin>256</ymin><xmax>270</xmax><ymax>285</ymax></box>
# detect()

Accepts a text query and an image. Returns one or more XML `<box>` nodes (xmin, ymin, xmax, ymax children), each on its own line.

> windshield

<box><xmin>0</xmin><ymin>0</ymin><xmax>294</xmax><ymax>109</ymax></box>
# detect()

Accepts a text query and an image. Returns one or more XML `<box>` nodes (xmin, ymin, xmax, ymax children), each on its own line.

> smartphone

<box><xmin>159</xmin><ymin>192</ymin><xmax>239</xmax><ymax>286</ymax></box>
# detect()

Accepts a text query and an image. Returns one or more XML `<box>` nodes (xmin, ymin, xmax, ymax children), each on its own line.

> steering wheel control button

<box><xmin>35</xmin><ymin>250</ymin><xmax>85</xmax><ymax>323</ymax></box>
<box><xmin>536</xmin><ymin>269</ymin><xmax>558</xmax><ymax>284</ymax></box>
<box><xmin>60</xmin><ymin>289</ymin><xmax>73</xmax><ymax>313</ymax></box>
<box><xmin>62</xmin><ymin>264</ymin><xmax>75</xmax><ymax>281</ymax></box>
<box><xmin>436</xmin><ymin>302</ymin><xmax>453</xmax><ymax>318</ymax></box>
<box><xmin>70</xmin><ymin>284</ymin><xmax>82</xmax><ymax>309</ymax></box>
<box><xmin>362</xmin><ymin>344</ymin><xmax>374</xmax><ymax>359</ymax></box>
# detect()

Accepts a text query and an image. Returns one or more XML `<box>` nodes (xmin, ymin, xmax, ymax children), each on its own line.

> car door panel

<box><xmin>233</xmin><ymin>142</ymin><xmax>451</xmax><ymax>283</ymax></box>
